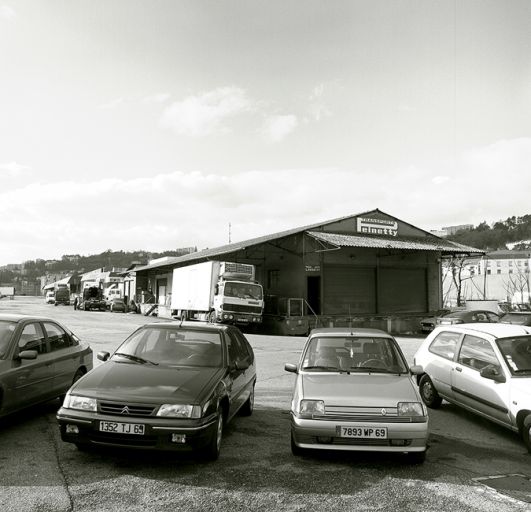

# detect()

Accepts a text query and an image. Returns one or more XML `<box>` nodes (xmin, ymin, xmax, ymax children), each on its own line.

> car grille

<box><xmin>90</xmin><ymin>432</ymin><xmax>158</xmax><ymax>447</ymax></box>
<box><xmin>297</xmin><ymin>434</ymin><xmax>389</xmax><ymax>446</ymax></box>
<box><xmin>317</xmin><ymin>405</ymin><xmax>413</xmax><ymax>423</ymax></box>
<box><xmin>99</xmin><ymin>401</ymin><xmax>157</xmax><ymax>417</ymax></box>
<box><xmin>223</xmin><ymin>304</ymin><xmax>262</xmax><ymax>314</ymax></box>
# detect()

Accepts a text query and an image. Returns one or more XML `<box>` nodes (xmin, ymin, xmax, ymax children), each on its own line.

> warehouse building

<box><xmin>129</xmin><ymin>209</ymin><xmax>482</xmax><ymax>334</ymax></box>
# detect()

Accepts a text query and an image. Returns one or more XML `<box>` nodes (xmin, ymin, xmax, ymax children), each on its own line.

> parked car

<box><xmin>435</xmin><ymin>309</ymin><xmax>500</xmax><ymax>326</ymax></box>
<box><xmin>45</xmin><ymin>291</ymin><xmax>55</xmax><ymax>304</ymax></box>
<box><xmin>284</xmin><ymin>328</ymin><xmax>428</xmax><ymax>463</ymax></box>
<box><xmin>414</xmin><ymin>323</ymin><xmax>531</xmax><ymax>452</ymax></box>
<box><xmin>56</xmin><ymin>321</ymin><xmax>256</xmax><ymax>460</ymax></box>
<box><xmin>0</xmin><ymin>314</ymin><xmax>93</xmax><ymax>418</ymax></box>
<box><xmin>500</xmin><ymin>312</ymin><xmax>531</xmax><ymax>326</ymax></box>
<box><xmin>107</xmin><ymin>298</ymin><xmax>127</xmax><ymax>313</ymax></box>
<box><xmin>419</xmin><ymin>309</ymin><xmax>451</xmax><ymax>333</ymax></box>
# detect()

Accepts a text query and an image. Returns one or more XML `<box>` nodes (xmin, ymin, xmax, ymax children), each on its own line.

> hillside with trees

<box><xmin>447</xmin><ymin>215</ymin><xmax>531</xmax><ymax>251</ymax></box>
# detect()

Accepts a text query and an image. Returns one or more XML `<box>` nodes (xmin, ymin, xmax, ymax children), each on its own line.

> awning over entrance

<box><xmin>306</xmin><ymin>231</ymin><xmax>484</xmax><ymax>255</ymax></box>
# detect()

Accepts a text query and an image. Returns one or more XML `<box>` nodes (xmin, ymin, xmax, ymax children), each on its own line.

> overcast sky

<box><xmin>1</xmin><ymin>0</ymin><xmax>530</xmax><ymax>266</ymax></box>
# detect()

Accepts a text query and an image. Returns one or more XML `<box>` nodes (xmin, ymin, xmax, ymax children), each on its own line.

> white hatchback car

<box><xmin>414</xmin><ymin>323</ymin><xmax>531</xmax><ymax>453</ymax></box>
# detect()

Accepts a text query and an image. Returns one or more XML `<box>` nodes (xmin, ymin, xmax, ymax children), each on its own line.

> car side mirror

<box><xmin>97</xmin><ymin>351</ymin><xmax>110</xmax><ymax>362</ymax></box>
<box><xmin>284</xmin><ymin>363</ymin><xmax>298</xmax><ymax>373</ymax></box>
<box><xmin>480</xmin><ymin>365</ymin><xmax>506</xmax><ymax>383</ymax></box>
<box><xmin>232</xmin><ymin>360</ymin><xmax>249</xmax><ymax>371</ymax></box>
<box><xmin>409</xmin><ymin>364</ymin><xmax>423</xmax><ymax>375</ymax></box>
<box><xmin>18</xmin><ymin>349</ymin><xmax>38</xmax><ymax>360</ymax></box>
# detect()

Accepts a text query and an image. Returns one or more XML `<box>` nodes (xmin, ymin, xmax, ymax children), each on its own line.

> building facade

<box><xmin>131</xmin><ymin>210</ymin><xmax>482</xmax><ymax>333</ymax></box>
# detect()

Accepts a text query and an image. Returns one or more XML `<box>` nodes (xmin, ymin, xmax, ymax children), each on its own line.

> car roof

<box><xmin>437</xmin><ymin>323</ymin><xmax>531</xmax><ymax>338</ymax></box>
<box><xmin>309</xmin><ymin>327</ymin><xmax>393</xmax><ymax>338</ymax></box>
<box><xmin>142</xmin><ymin>320</ymin><xmax>233</xmax><ymax>332</ymax></box>
<box><xmin>0</xmin><ymin>313</ymin><xmax>57</xmax><ymax>323</ymax></box>
<box><xmin>501</xmin><ymin>311</ymin><xmax>531</xmax><ymax>316</ymax></box>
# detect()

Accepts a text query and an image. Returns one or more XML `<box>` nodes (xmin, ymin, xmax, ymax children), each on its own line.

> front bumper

<box><xmin>291</xmin><ymin>413</ymin><xmax>428</xmax><ymax>453</ymax></box>
<box><xmin>56</xmin><ymin>407</ymin><xmax>218</xmax><ymax>452</ymax></box>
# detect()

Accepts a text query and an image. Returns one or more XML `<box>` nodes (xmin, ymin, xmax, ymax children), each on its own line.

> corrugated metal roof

<box><xmin>307</xmin><ymin>231</ymin><xmax>484</xmax><ymax>254</ymax></box>
<box><xmin>132</xmin><ymin>209</ymin><xmax>483</xmax><ymax>273</ymax></box>
<box><xmin>133</xmin><ymin>208</ymin><xmax>383</xmax><ymax>272</ymax></box>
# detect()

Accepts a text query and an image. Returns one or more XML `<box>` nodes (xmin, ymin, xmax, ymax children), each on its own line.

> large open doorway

<box><xmin>307</xmin><ymin>275</ymin><xmax>321</xmax><ymax>315</ymax></box>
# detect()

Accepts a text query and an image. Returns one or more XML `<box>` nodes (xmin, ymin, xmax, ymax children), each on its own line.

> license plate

<box><xmin>336</xmin><ymin>426</ymin><xmax>388</xmax><ymax>439</ymax></box>
<box><xmin>99</xmin><ymin>421</ymin><xmax>145</xmax><ymax>435</ymax></box>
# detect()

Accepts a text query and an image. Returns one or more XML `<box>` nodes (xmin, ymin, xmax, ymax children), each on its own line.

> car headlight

<box><xmin>63</xmin><ymin>394</ymin><xmax>97</xmax><ymax>412</ymax></box>
<box><xmin>397</xmin><ymin>402</ymin><xmax>425</xmax><ymax>417</ymax></box>
<box><xmin>157</xmin><ymin>404</ymin><xmax>201</xmax><ymax>418</ymax></box>
<box><xmin>298</xmin><ymin>399</ymin><xmax>325</xmax><ymax>418</ymax></box>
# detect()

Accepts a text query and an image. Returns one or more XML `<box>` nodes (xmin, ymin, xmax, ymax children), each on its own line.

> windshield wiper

<box><xmin>303</xmin><ymin>365</ymin><xmax>339</xmax><ymax>371</ymax></box>
<box><xmin>114</xmin><ymin>352</ymin><xmax>158</xmax><ymax>365</ymax></box>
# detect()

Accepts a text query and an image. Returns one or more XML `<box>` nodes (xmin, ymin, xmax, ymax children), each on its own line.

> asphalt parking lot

<box><xmin>0</xmin><ymin>296</ymin><xmax>530</xmax><ymax>511</ymax></box>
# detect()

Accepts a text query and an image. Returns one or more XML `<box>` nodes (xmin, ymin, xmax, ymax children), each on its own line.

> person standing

<box><xmin>73</xmin><ymin>296</ymin><xmax>78</xmax><ymax>310</ymax></box>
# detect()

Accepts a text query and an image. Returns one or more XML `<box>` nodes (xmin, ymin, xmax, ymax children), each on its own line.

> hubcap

<box><xmin>423</xmin><ymin>382</ymin><xmax>433</xmax><ymax>400</ymax></box>
<box><xmin>216</xmin><ymin>414</ymin><xmax>223</xmax><ymax>450</ymax></box>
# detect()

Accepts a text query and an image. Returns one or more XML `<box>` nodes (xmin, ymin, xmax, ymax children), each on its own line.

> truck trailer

<box><xmin>171</xmin><ymin>261</ymin><xmax>264</xmax><ymax>326</ymax></box>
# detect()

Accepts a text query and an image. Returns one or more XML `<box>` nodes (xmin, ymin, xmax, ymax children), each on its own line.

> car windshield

<box><xmin>223</xmin><ymin>282</ymin><xmax>263</xmax><ymax>300</ymax></box>
<box><xmin>113</xmin><ymin>326</ymin><xmax>223</xmax><ymax>367</ymax></box>
<box><xmin>0</xmin><ymin>321</ymin><xmax>16</xmax><ymax>358</ymax></box>
<box><xmin>301</xmin><ymin>336</ymin><xmax>408</xmax><ymax>373</ymax></box>
<box><xmin>496</xmin><ymin>336</ymin><xmax>531</xmax><ymax>373</ymax></box>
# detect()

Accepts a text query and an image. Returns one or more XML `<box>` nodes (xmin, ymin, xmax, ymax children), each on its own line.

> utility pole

<box><xmin>228</xmin><ymin>222</ymin><xmax>231</xmax><ymax>243</ymax></box>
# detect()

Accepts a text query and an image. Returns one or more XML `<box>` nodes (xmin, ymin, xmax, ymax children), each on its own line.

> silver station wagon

<box><xmin>285</xmin><ymin>328</ymin><xmax>428</xmax><ymax>463</ymax></box>
<box><xmin>414</xmin><ymin>323</ymin><xmax>531</xmax><ymax>453</ymax></box>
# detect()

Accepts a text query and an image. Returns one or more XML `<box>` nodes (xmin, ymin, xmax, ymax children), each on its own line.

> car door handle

<box><xmin>455</xmin><ymin>366</ymin><xmax>462</xmax><ymax>372</ymax></box>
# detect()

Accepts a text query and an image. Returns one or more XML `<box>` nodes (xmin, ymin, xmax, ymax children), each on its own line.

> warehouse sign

<box><xmin>357</xmin><ymin>217</ymin><xmax>398</xmax><ymax>236</ymax></box>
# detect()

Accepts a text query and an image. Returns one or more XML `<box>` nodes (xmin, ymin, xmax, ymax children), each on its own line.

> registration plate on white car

<box><xmin>336</xmin><ymin>426</ymin><xmax>388</xmax><ymax>439</ymax></box>
<box><xmin>99</xmin><ymin>421</ymin><xmax>145</xmax><ymax>435</ymax></box>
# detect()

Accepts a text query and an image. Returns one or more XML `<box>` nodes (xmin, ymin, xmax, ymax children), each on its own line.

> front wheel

<box><xmin>419</xmin><ymin>374</ymin><xmax>442</xmax><ymax>408</ymax></box>
<box><xmin>240</xmin><ymin>385</ymin><xmax>254</xmax><ymax>416</ymax></box>
<box><xmin>522</xmin><ymin>414</ymin><xmax>531</xmax><ymax>453</ymax></box>
<box><xmin>407</xmin><ymin>450</ymin><xmax>426</xmax><ymax>464</ymax></box>
<box><xmin>203</xmin><ymin>410</ymin><xmax>223</xmax><ymax>461</ymax></box>
<box><xmin>291</xmin><ymin>431</ymin><xmax>305</xmax><ymax>456</ymax></box>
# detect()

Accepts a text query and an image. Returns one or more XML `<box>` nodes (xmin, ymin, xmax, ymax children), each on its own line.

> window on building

<box><xmin>497</xmin><ymin>269</ymin><xmax>502</xmax><ymax>274</ymax></box>
<box><xmin>509</xmin><ymin>269</ymin><xmax>513</xmax><ymax>274</ymax></box>
<box><xmin>487</xmin><ymin>269</ymin><xmax>491</xmax><ymax>275</ymax></box>
<box><xmin>267</xmin><ymin>269</ymin><xmax>280</xmax><ymax>289</ymax></box>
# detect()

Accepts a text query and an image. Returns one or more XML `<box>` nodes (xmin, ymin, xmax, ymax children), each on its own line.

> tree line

<box><xmin>447</xmin><ymin>214</ymin><xmax>531</xmax><ymax>251</ymax></box>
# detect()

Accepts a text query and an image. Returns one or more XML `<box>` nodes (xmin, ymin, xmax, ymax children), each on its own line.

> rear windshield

<box><xmin>0</xmin><ymin>321</ymin><xmax>16</xmax><ymax>358</ymax></box>
<box><xmin>114</xmin><ymin>327</ymin><xmax>223</xmax><ymax>367</ymax></box>
<box><xmin>500</xmin><ymin>314</ymin><xmax>531</xmax><ymax>325</ymax></box>
<box><xmin>496</xmin><ymin>336</ymin><xmax>531</xmax><ymax>373</ymax></box>
<box><xmin>301</xmin><ymin>336</ymin><xmax>408</xmax><ymax>373</ymax></box>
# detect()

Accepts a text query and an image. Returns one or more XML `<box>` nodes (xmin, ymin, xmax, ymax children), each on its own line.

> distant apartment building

<box><xmin>441</xmin><ymin>224</ymin><xmax>474</xmax><ymax>236</ymax></box>
<box><xmin>443</xmin><ymin>250</ymin><xmax>531</xmax><ymax>305</ymax></box>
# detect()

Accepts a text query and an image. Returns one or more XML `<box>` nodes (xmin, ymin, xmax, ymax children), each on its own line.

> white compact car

<box><xmin>414</xmin><ymin>323</ymin><xmax>531</xmax><ymax>453</ymax></box>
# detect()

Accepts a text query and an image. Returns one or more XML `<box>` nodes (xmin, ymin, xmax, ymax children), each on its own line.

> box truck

<box><xmin>171</xmin><ymin>261</ymin><xmax>264</xmax><ymax>325</ymax></box>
